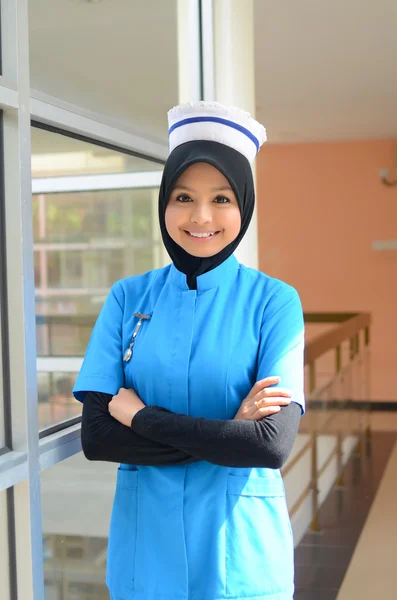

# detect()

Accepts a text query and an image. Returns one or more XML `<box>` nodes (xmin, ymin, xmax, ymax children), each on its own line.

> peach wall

<box><xmin>256</xmin><ymin>140</ymin><xmax>397</xmax><ymax>401</ymax></box>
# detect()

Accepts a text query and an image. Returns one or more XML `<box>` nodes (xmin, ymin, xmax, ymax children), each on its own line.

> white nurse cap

<box><xmin>167</xmin><ymin>101</ymin><xmax>266</xmax><ymax>165</ymax></box>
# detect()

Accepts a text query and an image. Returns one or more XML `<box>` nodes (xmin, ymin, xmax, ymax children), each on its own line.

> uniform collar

<box><xmin>170</xmin><ymin>254</ymin><xmax>240</xmax><ymax>292</ymax></box>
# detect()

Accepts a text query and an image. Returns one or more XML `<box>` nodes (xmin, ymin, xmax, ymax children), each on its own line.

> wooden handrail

<box><xmin>304</xmin><ymin>312</ymin><xmax>359</xmax><ymax>323</ymax></box>
<box><xmin>304</xmin><ymin>312</ymin><xmax>371</xmax><ymax>365</ymax></box>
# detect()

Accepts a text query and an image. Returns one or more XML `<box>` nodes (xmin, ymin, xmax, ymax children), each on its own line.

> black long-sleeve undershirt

<box><xmin>81</xmin><ymin>391</ymin><xmax>301</xmax><ymax>469</ymax></box>
<box><xmin>82</xmin><ymin>391</ymin><xmax>198</xmax><ymax>465</ymax></box>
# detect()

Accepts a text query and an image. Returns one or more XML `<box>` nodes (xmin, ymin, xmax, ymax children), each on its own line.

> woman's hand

<box><xmin>234</xmin><ymin>376</ymin><xmax>292</xmax><ymax>421</ymax></box>
<box><xmin>108</xmin><ymin>387</ymin><xmax>145</xmax><ymax>427</ymax></box>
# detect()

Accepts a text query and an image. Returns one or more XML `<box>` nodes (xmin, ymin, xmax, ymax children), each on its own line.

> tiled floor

<box><xmin>293</xmin><ymin>429</ymin><xmax>397</xmax><ymax>599</ymax></box>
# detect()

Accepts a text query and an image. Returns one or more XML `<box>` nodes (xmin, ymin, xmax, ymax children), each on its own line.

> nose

<box><xmin>189</xmin><ymin>203</ymin><xmax>212</xmax><ymax>225</ymax></box>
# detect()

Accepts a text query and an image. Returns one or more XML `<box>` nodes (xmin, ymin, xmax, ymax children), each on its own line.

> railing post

<box><xmin>364</xmin><ymin>326</ymin><xmax>372</xmax><ymax>444</ymax></box>
<box><xmin>335</xmin><ymin>345</ymin><xmax>341</xmax><ymax>373</ymax></box>
<box><xmin>336</xmin><ymin>431</ymin><xmax>344</xmax><ymax>487</ymax></box>
<box><xmin>309</xmin><ymin>361</ymin><xmax>316</xmax><ymax>395</ymax></box>
<box><xmin>335</xmin><ymin>344</ymin><xmax>341</xmax><ymax>400</ymax></box>
<box><xmin>308</xmin><ymin>361</ymin><xmax>317</xmax><ymax>431</ymax></box>
<box><xmin>349</xmin><ymin>336</ymin><xmax>355</xmax><ymax>361</ymax></box>
<box><xmin>310</xmin><ymin>432</ymin><xmax>319</xmax><ymax>532</ymax></box>
<box><xmin>355</xmin><ymin>434</ymin><xmax>362</xmax><ymax>456</ymax></box>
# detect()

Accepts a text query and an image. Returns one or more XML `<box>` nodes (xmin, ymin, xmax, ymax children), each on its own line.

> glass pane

<box><xmin>0</xmin><ymin>490</ymin><xmax>11</xmax><ymax>600</ymax></box>
<box><xmin>29</xmin><ymin>0</ymin><xmax>179</xmax><ymax>141</ymax></box>
<box><xmin>31</xmin><ymin>127</ymin><xmax>161</xmax><ymax>178</ymax></box>
<box><xmin>41</xmin><ymin>453</ymin><xmax>116</xmax><ymax>600</ymax></box>
<box><xmin>38</xmin><ymin>372</ymin><xmax>80</xmax><ymax>431</ymax></box>
<box><xmin>0</xmin><ymin>109</ymin><xmax>5</xmax><ymax>448</ymax></box>
<box><xmin>32</xmin><ymin>127</ymin><xmax>164</xmax><ymax>431</ymax></box>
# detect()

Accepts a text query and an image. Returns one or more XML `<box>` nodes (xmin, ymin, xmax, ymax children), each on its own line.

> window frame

<box><xmin>0</xmin><ymin>1</ymin><xmax>203</xmax><ymax>598</ymax></box>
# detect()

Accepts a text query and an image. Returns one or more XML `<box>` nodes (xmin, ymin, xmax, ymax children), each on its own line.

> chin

<box><xmin>180</xmin><ymin>243</ymin><xmax>221</xmax><ymax>258</ymax></box>
<box><xmin>189</xmin><ymin>250</ymin><xmax>219</xmax><ymax>258</ymax></box>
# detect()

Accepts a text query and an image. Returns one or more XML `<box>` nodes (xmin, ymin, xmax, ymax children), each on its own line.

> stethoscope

<box><xmin>123</xmin><ymin>312</ymin><xmax>151</xmax><ymax>362</ymax></box>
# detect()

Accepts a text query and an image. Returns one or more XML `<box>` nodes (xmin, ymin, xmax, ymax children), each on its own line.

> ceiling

<box><xmin>28</xmin><ymin>0</ymin><xmax>397</xmax><ymax>147</ymax></box>
<box><xmin>254</xmin><ymin>0</ymin><xmax>397</xmax><ymax>143</ymax></box>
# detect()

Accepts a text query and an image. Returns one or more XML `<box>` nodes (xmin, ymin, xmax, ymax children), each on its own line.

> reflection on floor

<box><xmin>337</xmin><ymin>436</ymin><xmax>397</xmax><ymax>599</ymax></box>
<box><xmin>294</xmin><ymin>424</ymin><xmax>397</xmax><ymax>600</ymax></box>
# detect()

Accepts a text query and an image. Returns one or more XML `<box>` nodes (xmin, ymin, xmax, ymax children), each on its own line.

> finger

<box><xmin>254</xmin><ymin>387</ymin><xmax>292</xmax><ymax>401</ymax></box>
<box><xmin>252</xmin><ymin>405</ymin><xmax>281</xmax><ymax>420</ymax></box>
<box><xmin>254</xmin><ymin>397</ymin><xmax>291</xmax><ymax>409</ymax></box>
<box><xmin>247</xmin><ymin>376</ymin><xmax>281</xmax><ymax>397</ymax></box>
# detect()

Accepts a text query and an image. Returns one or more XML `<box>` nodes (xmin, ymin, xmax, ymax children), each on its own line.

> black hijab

<box><xmin>159</xmin><ymin>140</ymin><xmax>255</xmax><ymax>290</ymax></box>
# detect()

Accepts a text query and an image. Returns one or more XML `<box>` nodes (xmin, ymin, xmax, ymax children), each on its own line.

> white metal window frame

<box><xmin>30</xmin><ymin>90</ymin><xmax>169</xmax><ymax>163</ymax></box>
<box><xmin>32</xmin><ymin>170</ymin><xmax>164</xmax><ymax>194</ymax></box>
<box><xmin>0</xmin><ymin>0</ymin><xmax>203</xmax><ymax>598</ymax></box>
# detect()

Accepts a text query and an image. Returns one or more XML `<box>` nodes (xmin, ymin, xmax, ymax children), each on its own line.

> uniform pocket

<box><xmin>106</xmin><ymin>468</ymin><xmax>139</xmax><ymax>597</ymax></box>
<box><xmin>225</xmin><ymin>473</ymin><xmax>294</xmax><ymax>598</ymax></box>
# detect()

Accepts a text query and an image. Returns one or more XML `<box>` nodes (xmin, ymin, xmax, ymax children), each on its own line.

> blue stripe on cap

<box><xmin>168</xmin><ymin>116</ymin><xmax>259</xmax><ymax>152</ymax></box>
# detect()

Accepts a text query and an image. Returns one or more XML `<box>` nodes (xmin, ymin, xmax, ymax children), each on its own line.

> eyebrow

<box><xmin>173</xmin><ymin>185</ymin><xmax>233</xmax><ymax>192</ymax></box>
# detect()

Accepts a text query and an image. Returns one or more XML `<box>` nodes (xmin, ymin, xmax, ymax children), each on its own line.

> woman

<box><xmin>73</xmin><ymin>101</ymin><xmax>305</xmax><ymax>600</ymax></box>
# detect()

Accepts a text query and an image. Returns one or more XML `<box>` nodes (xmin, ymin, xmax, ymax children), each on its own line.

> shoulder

<box><xmin>238</xmin><ymin>264</ymin><xmax>301</xmax><ymax>311</ymax></box>
<box><xmin>108</xmin><ymin>265</ymin><xmax>172</xmax><ymax>308</ymax></box>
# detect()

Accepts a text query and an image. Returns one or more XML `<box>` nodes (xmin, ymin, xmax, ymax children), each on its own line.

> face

<box><xmin>165</xmin><ymin>162</ymin><xmax>241</xmax><ymax>257</ymax></box>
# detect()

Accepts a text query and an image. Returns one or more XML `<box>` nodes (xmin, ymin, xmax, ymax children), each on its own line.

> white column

<box><xmin>177</xmin><ymin>0</ymin><xmax>201</xmax><ymax>103</ymax></box>
<box><xmin>212</xmin><ymin>0</ymin><xmax>258</xmax><ymax>269</ymax></box>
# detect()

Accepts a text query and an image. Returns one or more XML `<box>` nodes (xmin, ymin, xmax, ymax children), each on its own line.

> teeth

<box><xmin>188</xmin><ymin>232</ymin><xmax>215</xmax><ymax>238</ymax></box>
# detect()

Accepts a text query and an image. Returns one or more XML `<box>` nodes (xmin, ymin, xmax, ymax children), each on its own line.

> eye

<box><xmin>175</xmin><ymin>194</ymin><xmax>192</xmax><ymax>203</ymax></box>
<box><xmin>214</xmin><ymin>196</ymin><xmax>231</xmax><ymax>204</ymax></box>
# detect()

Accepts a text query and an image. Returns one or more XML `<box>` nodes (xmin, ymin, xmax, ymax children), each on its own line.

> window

<box><xmin>0</xmin><ymin>490</ymin><xmax>11</xmax><ymax>600</ymax></box>
<box><xmin>29</xmin><ymin>0</ymin><xmax>179</xmax><ymax>141</ymax></box>
<box><xmin>41</xmin><ymin>452</ymin><xmax>116</xmax><ymax>600</ymax></box>
<box><xmin>32</xmin><ymin>126</ymin><xmax>165</xmax><ymax>430</ymax></box>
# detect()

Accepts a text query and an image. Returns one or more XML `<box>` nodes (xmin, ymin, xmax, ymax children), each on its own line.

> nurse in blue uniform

<box><xmin>74</xmin><ymin>102</ymin><xmax>305</xmax><ymax>600</ymax></box>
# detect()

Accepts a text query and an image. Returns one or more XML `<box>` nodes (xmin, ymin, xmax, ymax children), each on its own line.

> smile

<box><xmin>185</xmin><ymin>231</ymin><xmax>220</xmax><ymax>240</ymax></box>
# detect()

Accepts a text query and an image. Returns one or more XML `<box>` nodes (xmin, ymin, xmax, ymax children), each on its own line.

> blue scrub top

<box><xmin>74</xmin><ymin>254</ymin><xmax>305</xmax><ymax>600</ymax></box>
